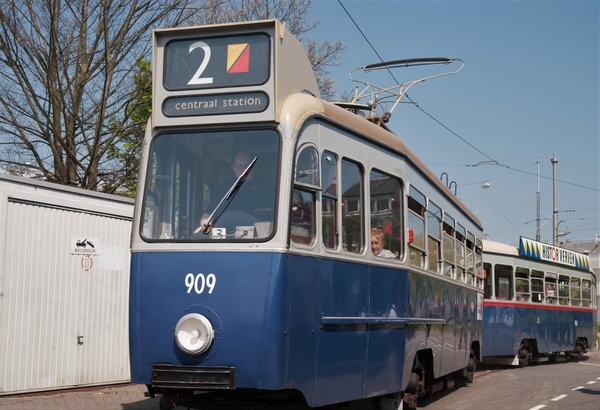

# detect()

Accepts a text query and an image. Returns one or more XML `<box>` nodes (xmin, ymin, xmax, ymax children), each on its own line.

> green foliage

<box><xmin>107</xmin><ymin>57</ymin><xmax>152</xmax><ymax>197</ymax></box>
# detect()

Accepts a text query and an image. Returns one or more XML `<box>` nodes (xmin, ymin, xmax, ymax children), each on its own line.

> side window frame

<box><xmin>515</xmin><ymin>266</ymin><xmax>530</xmax><ymax>302</ymax></box>
<box><xmin>531</xmin><ymin>269</ymin><xmax>544</xmax><ymax>303</ymax></box>
<box><xmin>495</xmin><ymin>264</ymin><xmax>513</xmax><ymax>300</ymax></box>
<box><xmin>407</xmin><ymin>185</ymin><xmax>427</xmax><ymax>269</ymax></box>
<box><xmin>466</xmin><ymin>231</ymin><xmax>476</xmax><ymax>285</ymax></box>
<box><xmin>369</xmin><ymin>169</ymin><xmax>403</xmax><ymax>260</ymax></box>
<box><xmin>321</xmin><ymin>151</ymin><xmax>339</xmax><ymax>250</ymax></box>
<box><xmin>442</xmin><ymin>214</ymin><xmax>456</xmax><ymax>279</ymax></box>
<box><xmin>558</xmin><ymin>274</ymin><xmax>570</xmax><ymax>305</ymax></box>
<box><xmin>427</xmin><ymin>201</ymin><xmax>442</xmax><ymax>274</ymax></box>
<box><xmin>455</xmin><ymin>223</ymin><xmax>466</xmax><ymax>281</ymax></box>
<box><xmin>545</xmin><ymin>272</ymin><xmax>558</xmax><ymax>304</ymax></box>
<box><xmin>483</xmin><ymin>262</ymin><xmax>493</xmax><ymax>298</ymax></box>
<box><xmin>291</xmin><ymin>145</ymin><xmax>319</xmax><ymax>246</ymax></box>
<box><xmin>341</xmin><ymin>157</ymin><xmax>364</xmax><ymax>254</ymax></box>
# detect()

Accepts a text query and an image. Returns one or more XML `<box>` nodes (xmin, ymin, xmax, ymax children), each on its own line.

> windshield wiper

<box><xmin>200</xmin><ymin>157</ymin><xmax>257</xmax><ymax>234</ymax></box>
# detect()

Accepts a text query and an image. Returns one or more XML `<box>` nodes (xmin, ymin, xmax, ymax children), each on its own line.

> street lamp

<box><xmin>556</xmin><ymin>220</ymin><xmax>570</xmax><ymax>243</ymax></box>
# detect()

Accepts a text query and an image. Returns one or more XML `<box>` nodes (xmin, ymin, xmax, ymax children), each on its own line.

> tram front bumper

<box><xmin>152</xmin><ymin>364</ymin><xmax>236</xmax><ymax>390</ymax></box>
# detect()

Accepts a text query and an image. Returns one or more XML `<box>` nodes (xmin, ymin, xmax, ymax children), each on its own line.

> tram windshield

<box><xmin>141</xmin><ymin>129</ymin><xmax>279</xmax><ymax>241</ymax></box>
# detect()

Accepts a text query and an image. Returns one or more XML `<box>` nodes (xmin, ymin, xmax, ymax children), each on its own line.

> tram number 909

<box><xmin>185</xmin><ymin>273</ymin><xmax>216</xmax><ymax>294</ymax></box>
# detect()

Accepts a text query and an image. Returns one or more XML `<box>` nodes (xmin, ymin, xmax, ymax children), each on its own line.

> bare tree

<box><xmin>111</xmin><ymin>1</ymin><xmax>346</xmax><ymax>196</ymax></box>
<box><xmin>190</xmin><ymin>0</ymin><xmax>345</xmax><ymax>101</ymax></box>
<box><xmin>0</xmin><ymin>0</ymin><xmax>190</xmax><ymax>192</ymax></box>
<box><xmin>0</xmin><ymin>0</ymin><xmax>344</xmax><ymax>194</ymax></box>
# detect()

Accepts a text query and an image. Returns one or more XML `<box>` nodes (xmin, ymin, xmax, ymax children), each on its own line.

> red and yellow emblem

<box><xmin>227</xmin><ymin>43</ymin><xmax>250</xmax><ymax>73</ymax></box>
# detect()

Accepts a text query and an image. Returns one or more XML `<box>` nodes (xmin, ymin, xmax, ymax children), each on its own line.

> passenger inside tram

<box><xmin>516</xmin><ymin>285</ymin><xmax>529</xmax><ymax>302</ymax></box>
<box><xmin>371</xmin><ymin>227</ymin><xmax>397</xmax><ymax>259</ymax></box>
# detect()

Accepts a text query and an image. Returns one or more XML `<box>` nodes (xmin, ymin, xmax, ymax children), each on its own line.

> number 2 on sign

<box><xmin>188</xmin><ymin>41</ymin><xmax>213</xmax><ymax>85</ymax></box>
<box><xmin>185</xmin><ymin>273</ymin><xmax>216</xmax><ymax>294</ymax></box>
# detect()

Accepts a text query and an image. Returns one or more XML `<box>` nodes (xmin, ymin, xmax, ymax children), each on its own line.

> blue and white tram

<box><xmin>482</xmin><ymin>237</ymin><xmax>597</xmax><ymax>366</ymax></box>
<box><xmin>129</xmin><ymin>19</ymin><xmax>485</xmax><ymax>409</ymax></box>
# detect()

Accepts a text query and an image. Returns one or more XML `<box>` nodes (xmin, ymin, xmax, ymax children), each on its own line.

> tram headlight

<box><xmin>174</xmin><ymin>313</ymin><xmax>214</xmax><ymax>355</ymax></box>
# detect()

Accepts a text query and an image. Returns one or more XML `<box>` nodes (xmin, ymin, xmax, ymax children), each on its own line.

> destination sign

<box><xmin>163</xmin><ymin>92</ymin><xmax>269</xmax><ymax>117</ymax></box>
<box><xmin>163</xmin><ymin>33</ymin><xmax>270</xmax><ymax>90</ymax></box>
<box><xmin>519</xmin><ymin>237</ymin><xmax>591</xmax><ymax>271</ymax></box>
<box><xmin>152</xmin><ymin>20</ymin><xmax>318</xmax><ymax>126</ymax></box>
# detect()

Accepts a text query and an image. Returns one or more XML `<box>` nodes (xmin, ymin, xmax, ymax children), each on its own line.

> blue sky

<box><xmin>308</xmin><ymin>0</ymin><xmax>599</xmax><ymax>246</ymax></box>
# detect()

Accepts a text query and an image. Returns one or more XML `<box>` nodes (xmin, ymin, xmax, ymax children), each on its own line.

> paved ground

<box><xmin>0</xmin><ymin>383</ymin><xmax>157</xmax><ymax>410</ymax></box>
<box><xmin>2</xmin><ymin>347</ymin><xmax>600</xmax><ymax>409</ymax></box>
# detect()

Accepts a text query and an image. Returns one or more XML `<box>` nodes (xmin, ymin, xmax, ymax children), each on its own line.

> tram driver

<box><xmin>194</xmin><ymin>151</ymin><xmax>271</xmax><ymax>236</ymax></box>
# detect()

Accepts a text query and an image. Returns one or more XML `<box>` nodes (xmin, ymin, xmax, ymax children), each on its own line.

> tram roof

<box><xmin>317</xmin><ymin>97</ymin><xmax>483</xmax><ymax>230</ymax></box>
<box><xmin>482</xmin><ymin>239</ymin><xmax>518</xmax><ymax>256</ymax></box>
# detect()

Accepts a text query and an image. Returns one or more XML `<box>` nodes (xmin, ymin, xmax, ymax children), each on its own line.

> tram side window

<box><xmin>408</xmin><ymin>186</ymin><xmax>426</xmax><ymax>268</ymax></box>
<box><xmin>495</xmin><ymin>264</ymin><xmax>512</xmax><ymax>300</ymax></box>
<box><xmin>291</xmin><ymin>146</ymin><xmax>318</xmax><ymax>246</ymax></box>
<box><xmin>475</xmin><ymin>238</ymin><xmax>484</xmax><ymax>289</ymax></box>
<box><xmin>570</xmin><ymin>277</ymin><xmax>581</xmax><ymax>306</ymax></box>
<box><xmin>322</xmin><ymin>152</ymin><xmax>338</xmax><ymax>250</ymax></box>
<box><xmin>427</xmin><ymin>201</ymin><xmax>442</xmax><ymax>274</ymax></box>
<box><xmin>515</xmin><ymin>267</ymin><xmax>530</xmax><ymax>302</ymax></box>
<box><xmin>582</xmin><ymin>279</ymin><xmax>592</xmax><ymax>307</ymax></box>
<box><xmin>369</xmin><ymin>170</ymin><xmax>402</xmax><ymax>260</ymax></box>
<box><xmin>455</xmin><ymin>224</ymin><xmax>466</xmax><ymax>282</ymax></box>
<box><xmin>466</xmin><ymin>232</ymin><xmax>476</xmax><ymax>286</ymax></box>
<box><xmin>442</xmin><ymin>215</ymin><xmax>455</xmax><ymax>278</ymax></box>
<box><xmin>558</xmin><ymin>275</ymin><xmax>570</xmax><ymax>305</ymax></box>
<box><xmin>545</xmin><ymin>273</ymin><xmax>558</xmax><ymax>304</ymax></box>
<box><xmin>341</xmin><ymin>158</ymin><xmax>363</xmax><ymax>253</ymax></box>
<box><xmin>531</xmin><ymin>269</ymin><xmax>544</xmax><ymax>303</ymax></box>
<box><xmin>483</xmin><ymin>262</ymin><xmax>492</xmax><ymax>299</ymax></box>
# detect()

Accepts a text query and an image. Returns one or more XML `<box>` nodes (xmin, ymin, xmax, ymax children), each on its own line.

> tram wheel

<box><xmin>518</xmin><ymin>348</ymin><xmax>530</xmax><ymax>367</ymax></box>
<box><xmin>159</xmin><ymin>395</ymin><xmax>176</xmax><ymax>410</ymax></box>
<box><xmin>572</xmin><ymin>343</ymin><xmax>584</xmax><ymax>360</ymax></box>
<box><xmin>463</xmin><ymin>357</ymin><xmax>476</xmax><ymax>382</ymax></box>
<box><xmin>405</xmin><ymin>372</ymin><xmax>421</xmax><ymax>394</ymax></box>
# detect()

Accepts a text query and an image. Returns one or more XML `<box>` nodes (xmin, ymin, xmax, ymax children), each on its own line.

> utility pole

<box><xmin>551</xmin><ymin>153</ymin><xmax>558</xmax><ymax>245</ymax></box>
<box><xmin>536</xmin><ymin>157</ymin><xmax>540</xmax><ymax>241</ymax></box>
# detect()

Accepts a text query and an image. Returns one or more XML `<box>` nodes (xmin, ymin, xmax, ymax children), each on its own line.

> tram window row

<box><xmin>483</xmin><ymin>261</ymin><xmax>596</xmax><ymax>307</ymax></box>
<box><xmin>291</xmin><ymin>143</ymin><xmax>483</xmax><ymax>290</ymax></box>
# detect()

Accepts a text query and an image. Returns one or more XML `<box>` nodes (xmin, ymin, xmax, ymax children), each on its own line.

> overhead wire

<box><xmin>336</xmin><ymin>0</ymin><xmax>495</xmax><ymax>162</ymax></box>
<box><xmin>335</xmin><ymin>0</ymin><xmax>599</xmax><ymax>193</ymax></box>
<box><xmin>336</xmin><ymin>0</ymin><xmax>598</xmax><ymax>240</ymax></box>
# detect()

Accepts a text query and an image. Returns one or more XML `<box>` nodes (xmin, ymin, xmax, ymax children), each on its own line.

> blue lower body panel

<box><xmin>130</xmin><ymin>251</ymin><xmax>482</xmax><ymax>407</ymax></box>
<box><xmin>483</xmin><ymin>302</ymin><xmax>595</xmax><ymax>357</ymax></box>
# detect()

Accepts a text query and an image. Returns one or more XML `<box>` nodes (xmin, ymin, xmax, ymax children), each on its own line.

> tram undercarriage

<box><xmin>150</xmin><ymin>353</ymin><xmax>478</xmax><ymax>410</ymax></box>
<box><xmin>402</xmin><ymin>350</ymin><xmax>476</xmax><ymax>409</ymax></box>
<box><xmin>482</xmin><ymin>337</ymin><xmax>589</xmax><ymax>367</ymax></box>
<box><xmin>153</xmin><ymin>388</ymin><xmax>405</xmax><ymax>410</ymax></box>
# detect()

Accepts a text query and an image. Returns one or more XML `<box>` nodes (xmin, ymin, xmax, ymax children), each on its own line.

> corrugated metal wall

<box><xmin>0</xmin><ymin>176</ymin><xmax>133</xmax><ymax>395</ymax></box>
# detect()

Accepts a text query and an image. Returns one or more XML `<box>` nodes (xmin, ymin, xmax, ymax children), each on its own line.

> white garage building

<box><xmin>0</xmin><ymin>173</ymin><xmax>134</xmax><ymax>395</ymax></box>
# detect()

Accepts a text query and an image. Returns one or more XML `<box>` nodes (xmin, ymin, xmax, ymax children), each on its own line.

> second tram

<box><xmin>482</xmin><ymin>237</ymin><xmax>597</xmax><ymax>366</ymax></box>
<box><xmin>129</xmin><ymin>19</ymin><xmax>485</xmax><ymax>409</ymax></box>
